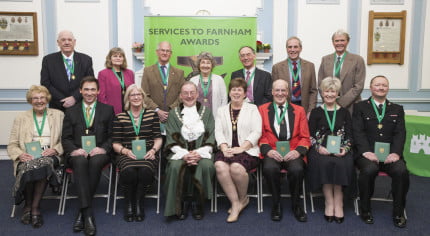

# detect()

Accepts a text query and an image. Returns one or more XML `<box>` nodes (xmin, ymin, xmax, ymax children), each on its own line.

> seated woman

<box><xmin>98</xmin><ymin>47</ymin><xmax>135</xmax><ymax>114</ymax></box>
<box><xmin>7</xmin><ymin>85</ymin><xmax>64</xmax><ymax>228</ymax></box>
<box><xmin>190</xmin><ymin>51</ymin><xmax>227</xmax><ymax>118</ymax></box>
<box><xmin>307</xmin><ymin>77</ymin><xmax>354</xmax><ymax>224</ymax></box>
<box><xmin>214</xmin><ymin>78</ymin><xmax>262</xmax><ymax>223</ymax></box>
<box><xmin>112</xmin><ymin>84</ymin><xmax>162</xmax><ymax>222</ymax></box>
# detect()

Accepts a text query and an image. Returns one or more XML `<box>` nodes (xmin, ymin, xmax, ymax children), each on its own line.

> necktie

<box><xmin>292</xmin><ymin>61</ymin><xmax>301</xmax><ymax>98</ymax></box>
<box><xmin>86</xmin><ymin>106</ymin><xmax>92</xmax><ymax>126</ymax></box>
<box><xmin>278</xmin><ymin>105</ymin><xmax>287</xmax><ymax>140</ymax></box>
<box><xmin>66</xmin><ymin>58</ymin><xmax>72</xmax><ymax>80</ymax></box>
<box><xmin>160</xmin><ymin>65</ymin><xmax>167</xmax><ymax>81</ymax></box>
<box><xmin>246</xmin><ymin>70</ymin><xmax>253</xmax><ymax>102</ymax></box>
<box><xmin>335</xmin><ymin>56</ymin><xmax>341</xmax><ymax>78</ymax></box>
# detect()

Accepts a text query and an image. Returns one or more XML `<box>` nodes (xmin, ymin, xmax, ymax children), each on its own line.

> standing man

<box><xmin>353</xmin><ymin>75</ymin><xmax>409</xmax><ymax>228</ymax></box>
<box><xmin>272</xmin><ymin>37</ymin><xmax>317</xmax><ymax>115</ymax></box>
<box><xmin>62</xmin><ymin>76</ymin><xmax>114</xmax><ymax>236</ymax></box>
<box><xmin>141</xmin><ymin>41</ymin><xmax>185</xmax><ymax>123</ymax></box>
<box><xmin>231</xmin><ymin>46</ymin><xmax>272</xmax><ymax>106</ymax></box>
<box><xmin>258</xmin><ymin>79</ymin><xmax>310</xmax><ymax>222</ymax></box>
<box><xmin>318</xmin><ymin>30</ymin><xmax>365</xmax><ymax>113</ymax></box>
<box><xmin>41</xmin><ymin>30</ymin><xmax>94</xmax><ymax>111</ymax></box>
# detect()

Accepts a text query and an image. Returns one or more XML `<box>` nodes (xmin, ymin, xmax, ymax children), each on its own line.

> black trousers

<box><xmin>68</xmin><ymin>154</ymin><xmax>111</xmax><ymax>209</ymax></box>
<box><xmin>262</xmin><ymin>157</ymin><xmax>305</xmax><ymax>208</ymax></box>
<box><xmin>356</xmin><ymin>157</ymin><xmax>409</xmax><ymax>216</ymax></box>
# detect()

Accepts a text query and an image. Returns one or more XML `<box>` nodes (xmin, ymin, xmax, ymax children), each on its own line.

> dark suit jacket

<box><xmin>258</xmin><ymin>102</ymin><xmax>311</xmax><ymax>162</ymax></box>
<box><xmin>352</xmin><ymin>97</ymin><xmax>406</xmax><ymax>159</ymax></box>
<box><xmin>141</xmin><ymin>63</ymin><xmax>184</xmax><ymax>110</ymax></box>
<box><xmin>231</xmin><ymin>67</ymin><xmax>273</xmax><ymax>106</ymax></box>
<box><xmin>41</xmin><ymin>51</ymin><xmax>94</xmax><ymax>111</ymax></box>
<box><xmin>62</xmin><ymin>101</ymin><xmax>114</xmax><ymax>157</ymax></box>
<box><xmin>318</xmin><ymin>52</ymin><xmax>365</xmax><ymax>113</ymax></box>
<box><xmin>272</xmin><ymin>58</ymin><xmax>317</xmax><ymax>113</ymax></box>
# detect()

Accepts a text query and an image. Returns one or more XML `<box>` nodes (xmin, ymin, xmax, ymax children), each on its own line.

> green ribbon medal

<box><xmin>157</xmin><ymin>63</ymin><xmax>170</xmax><ymax>90</ymax></box>
<box><xmin>323</xmin><ymin>103</ymin><xmax>337</xmax><ymax>134</ymax></box>
<box><xmin>82</xmin><ymin>101</ymin><xmax>97</xmax><ymax>133</ymax></box>
<box><xmin>111</xmin><ymin>68</ymin><xmax>125</xmax><ymax>94</ymax></box>
<box><xmin>33</xmin><ymin>109</ymin><xmax>47</xmax><ymax>143</ymax></box>
<box><xmin>273</xmin><ymin>102</ymin><xmax>288</xmax><ymax>125</ymax></box>
<box><xmin>333</xmin><ymin>52</ymin><xmax>347</xmax><ymax>77</ymax></box>
<box><xmin>199</xmin><ymin>74</ymin><xmax>212</xmax><ymax>101</ymax></box>
<box><xmin>62</xmin><ymin>56</ymin><xmax>75</xmax><ymax>79</ymax></box>
<box><xmin>370</xmin><ymin>98</ymin><xmax>386</xmax><ymax>129</ymax></box>
<box><xmin>128</xmin><ymin>109</ymin><xmax>144</xmax><ymax>140</ymax></box>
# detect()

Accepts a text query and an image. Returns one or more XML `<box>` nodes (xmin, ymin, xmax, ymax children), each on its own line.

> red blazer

<box><xmin>258</xmin><ymin>102</ymin><xmax>310</xmax><ymax>162</ymax></box>
<box><xmin>97</xmin><ymin>68</ymin><xmax>135</xmax><ymax>114</ymax></box>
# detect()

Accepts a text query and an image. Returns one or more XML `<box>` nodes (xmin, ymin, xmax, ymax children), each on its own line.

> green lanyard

<box><xmin>128</xmin><ymin>109</ymin><xmax>144</xmax><ymax>137</ymax></box>
<box><xmin>33</xmin><ymin>109</ymin><xmax>47</xmax><ymax>137</ymax></box>
<box><xmin>157</xmin><ymin>63</ymin><xmax>170</xmax><ymax>88</ymax></box>
<box><xmin>82</xmin><ymin>101</ymin><xmax>97</xmax><ymax>129</ymax></box>
<box><xmin>273</xmin><ymin>102</ymin><xmax>288</xmax><ymax>125</ymax></box>
<box><xmin>323</xmin><ymin>104</ymin><xmax>337</xmax><ymax>134</ymax></box>
<box><xmin>199</xmin><ymin>74</ymin><xmax>212</xmax><ymax>98</ymax></box>
<box><xmin>287</xmin><ymin>59</ymin><xmax>301</xmax><ymax>82</ymax></box>
<box><xmin>370</xmin><ymin>98</ymin><xmax>386</xmax><ymax>124</ymax></box>
<box><xmin>62</xmin><ymin>56</ymin><xmax>75</xmax><ymax>75</ymax></box>
<box><xmin>111</xmin><ymin>68</ymin><xmax>125</xmax><ymax>92</ymax></box>
<box><xmin>242</xmin><ymin>69</ymin><xmax>256</xmax><ymax>86</ymax></box>
<box><xmin>333</xmin><ymin>52</ymin><xmax>347</xmax><ymax>77</ymax></box>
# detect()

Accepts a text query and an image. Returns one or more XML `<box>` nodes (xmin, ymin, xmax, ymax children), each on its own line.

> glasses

<box><xmin>32</xmin><ymin>96</ymin><xmax>46</xmax><ymax>101</ymax></box>
<box><xmin>129</xmin><ymin>93</ymin><xmax>143</xmax><ymax>98</ymax></box>
<box><xmin>158</xmin><ymin>49</ymin><xmax>172</xmax><ymax>54</ymax></box>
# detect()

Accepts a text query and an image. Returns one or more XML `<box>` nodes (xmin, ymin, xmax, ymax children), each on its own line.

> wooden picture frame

<box><xmin>0</xmin><ymin>12</ymin><xmax>38</xmax><ymax>55</ymax></box>
<box><xmin>367</xmin><ymin>11</ymin><xmax>406</xmax><ymax>65</ymax></box>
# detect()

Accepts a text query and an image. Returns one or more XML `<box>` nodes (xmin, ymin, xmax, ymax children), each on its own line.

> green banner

<box><xmin>144</xmin><ymin>16</ymin><xmax>257</xmax><ymax>84</ymax></box>
<box><xmin>404</xmin><ymin>115</ymin><xmax>430</xmax><ymax>177</ymax></box>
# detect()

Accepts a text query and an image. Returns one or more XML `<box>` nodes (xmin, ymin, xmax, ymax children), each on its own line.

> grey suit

<box><xmin>318</xmin><ymin>52</ymin><xmax>365</xmax><ymax>113</ymax></box>
<box><xmin>272</xmin><ymin>58</ymin><xmax>317</xmax><ymax>114</ymax></box>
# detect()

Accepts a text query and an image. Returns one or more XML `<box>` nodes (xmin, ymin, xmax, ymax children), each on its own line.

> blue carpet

<box><xmin>0</xmin><ymin>160</ymin><xmax>428</xmax><ymax>236</ymax></box>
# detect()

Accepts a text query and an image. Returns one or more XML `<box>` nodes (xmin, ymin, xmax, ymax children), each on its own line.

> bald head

<box><xmin>57</xmin><ymin>30</ymin><xmax>76</xmax><ymax>56</ymax></box>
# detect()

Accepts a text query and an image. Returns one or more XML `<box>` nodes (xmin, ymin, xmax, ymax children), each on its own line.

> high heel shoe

<box><xmin>226</xmin><ymin>212</ymin><xmax>239</xmax><ymax>223</ymax></box>
<box><xmin>334</xmin><ymin>216</ymin><xmax>344</xmax><ymax>224</ymax></box>
<box><xmin>324</xmin><ymin>215</ymin><xmax>334</xmax><ymax>223</ymax></box>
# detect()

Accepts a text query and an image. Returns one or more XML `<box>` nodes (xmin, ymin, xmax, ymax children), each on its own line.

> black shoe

<box><xmin>31</xmin><ymin>214</ymin><xmax>44</xmax><ymax>228</ymax></box>
<box><xmin>177</xmin><ymin>201</ymin><xmax>189</xmax><ymax>220</ymax></box>
<box><xmin>73</xmin><ymin>211</ymin><xmax>84</xmax><ymax>232</ymax></box>
<box><xmin>271</xmin><ymin>203</ymin><xmax>282</xmax><ymax>221</ymax></box>
<box><xmin>20</xmin><ymin>211</ymin><xmax>31</xmax><ymax>225</ymax></box>
<box><xmin>360</xmin><ymin>211</ymin><xmax>374</xmax><ymax>224</ymax></box>
<box><xmin>292</xmin><ymin>206</ymin><xmax>307</xmax><ymax>222</ymax></box>
<box><xmin>84</xmin><ymin>216</ymin><xmax>96</xmax><ymax>236</ymax></box>
<box><xmin>134</xmin><ymin>199</ymin><xmax>145</xmax><ymax>222</ymax></box>
<box><xmin>334</xmin><ymin>216</ymin><xmax>344</xmax><ymax>224</ymax></box>
<box><xmin>191</xmin><ymin>201</ymin><xmax>203</xmax><ymax>220</ymax></box>
<box><xmin>124</xmin><ymin>200</ymin><xmax>134</xmax><ymax>222</ymax></box>
<box><xmin>393</xmin><ymin>215</ymin><xmax>407</xmax><ymax>228</ymax></box>
<box><xmin>324</xmin><ymin>215</ymin><xmax>334</xmax><ymax>223</ymax></box>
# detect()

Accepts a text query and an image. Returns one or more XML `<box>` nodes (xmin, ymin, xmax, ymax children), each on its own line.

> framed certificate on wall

<box><xmin>0</xmin><ymin>12</ymin><xmax>38</xmax><ymax>55</ymax></box>
<box><xmin>367</xmin><ymin>11</ymin><xmax>406</xmax><ymax>65</ymax></box>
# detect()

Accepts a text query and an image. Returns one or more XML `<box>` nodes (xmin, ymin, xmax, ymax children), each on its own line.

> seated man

<box><xmin>258</xmin><ymin>79</ymin><xmax>310</xmax><ymax>222</ymax></box>
<box><xmin>163</xmin><ymin>82</ymin><xmax>215</xmax><ymax>220</ymax></box>
<box><xmin>353</xmin><ymin>75</ymin><xmax>409</xmax><ymax>228</ymax></box>
<box><xmin>62</xmin><ymin>76</ymin><xmax>114</xmax><ymax>236</ymax></box>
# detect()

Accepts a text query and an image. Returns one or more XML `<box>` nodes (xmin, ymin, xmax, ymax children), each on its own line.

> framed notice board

<box><xmin>367</xmin><ymin>11</ymin><xmax>406</xmax><ymax>65</ymax></box>
<box><xmin>0</xmin><ymin>12</ymin><xmax>39</xmax><ymax>55</ymax></box>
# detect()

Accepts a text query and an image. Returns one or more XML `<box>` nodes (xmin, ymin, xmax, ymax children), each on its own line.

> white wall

<box><xmin>422</xmin><ymin>0</ymin><xmax>430</xmax><ymax>90</ymax></box>
<box><xmin>0</xmin><ymin>0</ymin><xmax>44</xmax><ymax>89</ymax></box>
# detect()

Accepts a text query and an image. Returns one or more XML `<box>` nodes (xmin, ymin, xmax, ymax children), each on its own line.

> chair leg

<box><xmin>214</xmin><ymin>178</ymin><xmax>218</xmax><ymax>213</ymax></box>
<box><xmin>259</xmin><ymin>166</ymin><xmax>264</xmax><ymax>213</ymax></box>
<box><xmin>309</xmin><ymin>192</ymin><xmax>315</xmax><ymax>213</ymax></box>
<box><xmin>61</xmin><ymin>173</ymin><xmax>70</xmax><ymax>215</ymax></box>
<box><xmin>112</xmin><ymin>170</ymin><xmax>119</xmax><ymax>216</ymax></box>
<box><xmin>10</xmin><ymin>204</ymin><xmax>16</xmax><ymax>218</ymax></box>
<box><xmin>302</xmin><ymin>180</ymin><xmax>307</xmax><ymax>214</ymax></box>
<box><xmin>156</xmin><ymin>156</ymin><xmax>161</xmax><ymax>214</ymax></box>
<box><xmin>106</xmin><ymin>165</ymin><xmax>113</xmax><ymax>214</ymax></box>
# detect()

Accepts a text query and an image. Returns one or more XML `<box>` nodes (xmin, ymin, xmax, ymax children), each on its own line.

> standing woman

<box><xmin>307</xmin><ymin>77</ymin><xmax>353</xmax><ymax>223</ymax></box>
<box><xmin>112</xmin><ymin>84</ymin><xmax>163</xmax><ymax>222</ymax></box>
<box><xmin>8</xmin><ymin>85</ymin><xmax>64</xmax><ymax>228</ymax></box>
<box><xmin>98</xmin><ymin>47</ymin><xmax>135</xmax><ymax>114</ymax></box>
<box><xmin>214</xmin><ymin>78</ymin><xmax>262</xmax><ymax>223</ymax></box>
<box><xmin>190</xmin><ymin>51</ymin><xmax>227</xmax><ymax>117</ymax></box>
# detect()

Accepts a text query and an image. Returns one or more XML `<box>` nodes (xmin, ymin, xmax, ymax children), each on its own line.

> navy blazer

<box><xmin>41</xmin><ymin>51</ymin><xmax>94</xmax><ymax>111</ymax></box>
<box><xmin>62</xmin><ymin>101</ymin><xmax>115</xmax><ymax>157</ymax></box>
<box><xmin>231</xmin><ymin>67</ymin><xmax>273</xmax><ymax>106</ymax></box>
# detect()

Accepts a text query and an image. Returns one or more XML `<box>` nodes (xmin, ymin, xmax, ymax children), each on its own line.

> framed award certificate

<box><xmin>132</xmin><ymin>139</ymin><xmax>146</xmax><ymax>160</ymax></box>
<box><xmin>327</xmin><ymin>135</ymin><xmax>341</xmax><ymax>154</ymax></box>
<box><xmin>25</xmin><ymin>141</ymin><xmax>42</xmax><ymax>159</ymax></box>
<box><xmin>81</xmin><ymin>135</ymin><xmax>96</xmax><ymax>153</ymax></box>
<box><xmin>276</xmin><ymin>141</ymin><xmax>290</xmax><ymax>158</ymax></box>
<box><xmin>375</xmin><ymin>142</ymin><xmax>390</xmax><ymax>162</ymax></box>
